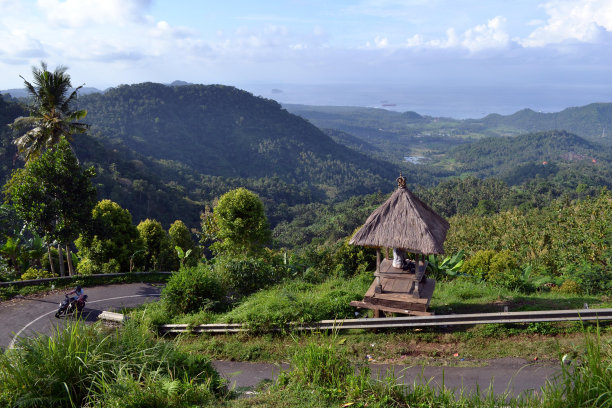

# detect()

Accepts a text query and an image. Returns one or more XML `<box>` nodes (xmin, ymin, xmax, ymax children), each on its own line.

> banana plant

<box><xmin>175</xmin><ymin>246</ymin><xmax>193</xmax><ymax>269</ymax></box>
<box><xmin>427</xmin><ymin>250</ymin><xmax>465</xmax><ymax>278</ymax></box>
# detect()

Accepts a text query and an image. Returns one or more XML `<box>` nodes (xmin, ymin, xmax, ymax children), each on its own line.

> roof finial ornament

<box><xmin>397</xmin><ymin>173</ymin><xmax>406</xmax><ymax>189</ymax></box>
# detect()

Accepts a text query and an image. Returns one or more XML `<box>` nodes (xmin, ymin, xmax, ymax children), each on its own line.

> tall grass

<box><xmin>0</xmin><ymin>319</ymin><xmax>225</xmax><ymax>407</ymax></box>
<box><xmin>274</xmin><ymin>333</ymin><xmax>518</xmax><ymax>407</ymax></box>
<box><xmin>540</xmin><ymin>323</ymin><xmax>611</xmax><ymax>408</ymax></box>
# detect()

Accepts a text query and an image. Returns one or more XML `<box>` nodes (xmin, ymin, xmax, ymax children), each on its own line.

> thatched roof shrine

<box><xmin>350</xmin><ymin>175</ymin><xmax>450</xmax><ymax>255</ymax></box>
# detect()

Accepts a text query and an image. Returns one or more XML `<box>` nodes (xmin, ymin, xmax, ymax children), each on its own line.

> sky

<box><xmin>2</xmin><ymin>0</ymin><xmax>612</xmax><ymax>117</ymax></box>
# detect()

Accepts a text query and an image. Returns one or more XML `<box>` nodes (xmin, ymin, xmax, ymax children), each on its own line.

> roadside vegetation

<box><xmin>4</xmin><ymin>319</ymin><xmax>606</xmax><ymax>407</ymax></box>
<box><xmin>0</xmin><ymin>319</ymin><xmax>226</xmax><ymax>407</ymax></box>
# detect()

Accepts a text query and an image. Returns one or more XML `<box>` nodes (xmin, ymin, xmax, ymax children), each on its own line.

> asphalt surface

<box><xmin>214</xmin><ymin>359</ymin><xmax>559</xmax><ymax>398</ymax></box>
<box><xmin>0</xmin><ymin>283</ymin><xmax>560</xmax><ymax>397</ymax></box>
<box><xmin>0</xmin><ymin>282</ymin><xmax>164</xmax><ymax>349</ymax></box>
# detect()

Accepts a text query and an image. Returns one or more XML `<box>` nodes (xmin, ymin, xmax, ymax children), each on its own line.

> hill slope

<box><xmin>78</xmin><ymin>83</ymin><xmax>399</xmax><ymax>196</ymax></box>
<box><xmin>473</xmin><ymin>103</ymin><xmax>612</xmax><ymax>144</ymax></box>
<box><xmin>445</xmin><ymin>130</ymin><xmax>611</xmax><ymax>184</ymax></box>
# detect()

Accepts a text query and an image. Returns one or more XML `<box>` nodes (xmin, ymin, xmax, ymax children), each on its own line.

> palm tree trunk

<box><xmin>66</xmin><ymin>245</ymin><xmax>74</xmax><ymax>276</ymax></box>
<box><xmin>47</xmin><ymin>244</ymin><xmax>56</xmax><ymax>276</ymax></box>
<box><xmin>58</xmin><ymin>244</ymin><xmax>65</xmax><ymax>277</ymax></box>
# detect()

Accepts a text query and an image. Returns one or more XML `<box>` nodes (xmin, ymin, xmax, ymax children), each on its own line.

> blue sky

<box><xmin>2</xmin><ymin>0</ymin><xmax>612</xmax><ymax>117</ymax></box>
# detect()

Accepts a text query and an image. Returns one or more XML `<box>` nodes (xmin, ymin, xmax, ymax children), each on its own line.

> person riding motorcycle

<box><xmin>67</xmin><ymin>285</ymin><xmax>84</xmax><ymax>303</ymax></box>
<box><xmin>55</xmin><ymin>285</ymin><xmax>87</xmax><ymax>317</ymax></box>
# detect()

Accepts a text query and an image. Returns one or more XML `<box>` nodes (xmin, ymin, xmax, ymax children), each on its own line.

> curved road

<box><xmin>0</xmin><ymin>282</ymin><xmax>164</xmax><ymax>349</ymax></box>
<box><xmin>0</xmin><ymin>283</ymin><xmax>560</xmax><ymax>397</ymax></box>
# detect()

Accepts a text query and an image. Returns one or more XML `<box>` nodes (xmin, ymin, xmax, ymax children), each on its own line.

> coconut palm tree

<box><xmin>10</xmin><ymin>61</ymin><xmax>88</xmax><ymax>162</ymax></box>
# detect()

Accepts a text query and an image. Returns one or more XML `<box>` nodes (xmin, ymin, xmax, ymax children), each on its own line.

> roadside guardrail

<box><xmin>157</xmin><ymin>308</ymin><xmax>612</xmax><ymax>334</ymax></box>
<box><xmin>0</xmin><ymin>271</ymin><xmax>172</xmax><ymax>287</ymax></box>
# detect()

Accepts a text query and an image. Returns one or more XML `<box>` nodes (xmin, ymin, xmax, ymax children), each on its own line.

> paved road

<box><xmin>1</xmin><ymin>283</ymin><xmax>560</xmax><ymax>397</ymax></box>
<box><xmin>0</xmin><ymin>282</ymin><xmax>164</xmax><ymax>349</ymax></box>
<box><xmin>214</xmin><ymin>358</ymin><xmax>559</xmax><ymax>398</ymax></box>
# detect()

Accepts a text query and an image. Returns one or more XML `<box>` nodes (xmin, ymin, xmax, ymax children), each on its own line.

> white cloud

<box><xmin>374</xmin><ymin>36</ymin><xmax>389</xmax><ymax>48</ymax></box>
<box><xmin>373</xmin><ymin>17</ymin><xmax>507</xmax><ymax>52</ymax></box>
<box><xmin>37</xmin><ymin>0</ymin><xmax>151</xmax><ymax>28</ymax></box>
<box><xmin>461</xmin><ymin>16</ymin><xmax>509</xmax><ymax>52</ymax></box>
<box><xmin>521</xmin><ymin>0</ymin><xmax>612</xmax><ymax>46</ymax></box>
<box><xmin>0</xmin><ymin>29</ymin><xmax>47</xmax><ymax>62</ymax></box>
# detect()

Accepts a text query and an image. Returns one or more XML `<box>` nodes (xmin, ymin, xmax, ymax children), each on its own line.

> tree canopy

<box><xmin>4</xmin><ymin>139</ymin><xmax>96</xmax><ymax>245</ymax></box>
<box><xmin>211</xmin><ymin>188</ymin><xmax>271</xmax><ymax>256</ymax></box>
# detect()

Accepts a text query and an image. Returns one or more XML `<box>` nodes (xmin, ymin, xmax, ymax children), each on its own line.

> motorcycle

<box><xmin>55</xmin><ymin>294</ymin><xmax>88</xmax><ymax>318</ymax></box>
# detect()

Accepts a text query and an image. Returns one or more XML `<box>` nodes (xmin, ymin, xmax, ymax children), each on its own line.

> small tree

<box><xmin>137</xmin><ymin>219</ymin><xmax>175</xmax><ymax>271</ymax></box>
<box><xmin>168</xmin><ymin>220</ymin><xmax>196</xmax><ymax>267</ymax></box>
<box><xmin>75</xmin><ymin>200</ymin><xmax>143</xmax><ymax>273</ymax></box>
<box><xmin>211</xmin><ymin>188</ymin><xmax>271</xmax><ymax>256</ymax></box>
<box><xmin>4</xmin><ymin>140</ymin><xmax>96</xmax><ymax>276</ymax></box>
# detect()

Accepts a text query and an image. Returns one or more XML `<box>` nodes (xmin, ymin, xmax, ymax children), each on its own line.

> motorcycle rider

<box><xmin>67</xmin><ymin>285</ymin><xmax>84</xmax><ymax>303</ymax></box>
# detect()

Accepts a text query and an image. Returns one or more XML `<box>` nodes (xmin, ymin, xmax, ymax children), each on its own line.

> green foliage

<box><xmin>20</xmin><ymin>266</ymin><xmax>55</xmax><ymax>280</ymax></box>
<box><xmin>558</xmin><ymin>279</ymin><xmax>581</xmax><ymax>295</ymax></box>
<box><xmin>79</xmin><ymin>82</ymin><xmax>397</xmax><ymax>200</ymax></box>
<box><xmin>211</xmin><ymin>188</ymin><xmax>271</xmax><ymax>256</ymax></box>
<box><xmin>162</xmin><ymin>264</ymin><xmax>226</xmax><ymax>315</ymax></box>
<box><xmin>0</xmin><ymin>320</ymin><xmax>224</xmax><ymax>407</ymax></box>
<box><xmin>4</xmin><ymin>139</ymin><xmax>97</xmax><ymax>248</ymax></box>
<box><xmin>562</xmin><ymin>262</ymin><xmax>611</xmax><ymax>295</ymax></box>
<box><xmin>40</xmin><ymin>246</ymin><xmax>77</xmax><ymax>276</ymax></box>
<box><xmin>461</xmin><ymin>250</ymin><xmax>496</xmax><ymax>281</ymax></box>
<box><xmin>540</xmin><ymin>324</ymin><xmax>612</xmax><ymax>408</ymax></box>
<box><xmin>76</xmin><ymin>255</ymin><xmax>121</xmax><ymax>275</ymax></box>
<box><xmin>168</xmin><ymin>220</ymin><xmax>196</xmax><ymax>267</ymax></box>
<box><xmin>10</xmin><ymin>62</ymin><xmax>88</xmax><ymax>162</ymax></box>
<box><xmin>213</xmin><ymin>254</ymin><xmax>283</xmax><ymax>299</ymax></box>
<box><xmin>137</xmin><ymin>218</ymin><xmax>177</xmax><ymax>271</ymax></box>
<box><xmin>280</xmin><ymin>335</ymin><xmax>354</xmax><ymax>395</ymax></box>
<box><xmin>427</xmin><ymin>250</ymin><xmax>465</xmax><ymax>279</ymax></box>
<box><xmin>446</xmin><ymin>192</ymin><xmax>611</xmax><ymax>292</ymax></box>
<box><xmin>75</xmin><ymin>200</ymin><xmax>143</xmax><ymax>273</ymax></box>
<box><xmin>446</xmin><ymin>131</ymin><xmax>611</xmax><ymax>182</ymax></box>
<box><xmin>460</xmin><ymin>250</ymin><xmax>521</xmax><ymax>288</ymax></box>
<box><xmin>221</xmin><ymin>273</ymin><xmax>372</xmax><ymax>330</ymax></box>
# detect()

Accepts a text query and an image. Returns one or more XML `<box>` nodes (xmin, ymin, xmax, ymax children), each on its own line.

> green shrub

<box><xmin>461</xmin><ymin>250</ymin><xmax>496</xmax><ymax>280</ymax></box>
<box><xmin>20</xmin><ymin>267</ymin><xmax>56</xmax><ymax>280</ymax></box>
<box><xmin>102</xmin><ymin>258</ymin><xmax>121</xmax><ymax>274</ymax></box>
<box><xmin>77</xmin><ymin>257</ymin><xmax>96</xmax><ymax>275</ymax></box>
<box><xmin>214</xmin><ymin>255</ymin><xmax>279</xmax><ymax>298</ymax></box>
<box><xmin>563</xmin><ymin>262</ymin><xmax>611</xmax><ymax>295</ymax></box>
<box><xmin>488</xmin><ymin>250</ymin><xmax>521</xmax><ymax>288</ymax></box>
<box><xmin>461</xmin><ymin>250</ymin><xmax>522</xmax><ymax>289</ymax></box>
<box><xmin>559</xmin><ymin>279</ymin><xmax>581</xmax><ymax>294</ymax></box>
<box><xmin>162</xmin><ymin>264</ymin><xmax>225</xmax><ymax>315</ymax></box>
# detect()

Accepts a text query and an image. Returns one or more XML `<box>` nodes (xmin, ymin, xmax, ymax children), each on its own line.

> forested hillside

<box><xmin>1</xmin><ymin>84</ymin><xmax>410</xmax><ymax>228</ymax></box>
<box><xmin>444</xmin><ymin>130</ymin><xmax>612</xmax><ymax>184</ymax></box>
<box><xmin>78</xmin><ymin>83</ymin><xmax>400</xmax><ymax>196</ymax></box>
<box><xmin>473</xmin><ymin>103</ymin><xmax>612</xmax><ymax>144</ymax></box>
<box><xmin>2</xmin><ymin>84</ymin><xmax>610</xmax><ymax>234</ymax></box>
<box><xmin>286</xmin><ymin>102</ymin><xmax>612</xmax><ymax>166</ymax></box>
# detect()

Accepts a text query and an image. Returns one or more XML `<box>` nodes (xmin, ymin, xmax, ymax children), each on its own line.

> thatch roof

<box><xmin>349</xmin><ymin>181</ymin><xmax>450</xmax><ymax>254</ymax></box>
